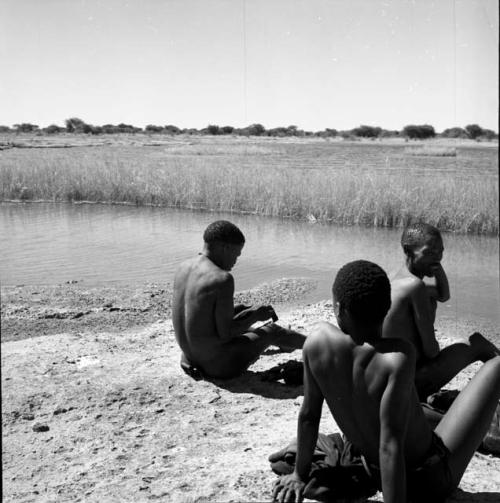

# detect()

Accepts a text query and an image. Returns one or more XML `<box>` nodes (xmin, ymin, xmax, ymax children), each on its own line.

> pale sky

<box><xmin>0</xmin><ymin>0</ymin><xmax>498</xmax><ymax>132</ymax></box>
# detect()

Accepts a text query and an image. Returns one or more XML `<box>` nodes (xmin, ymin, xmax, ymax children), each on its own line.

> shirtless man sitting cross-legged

<box><xmin>383</xmin><ymin>222</ymin><xmax>499</xmax><ymax>401</ymax></box>
<box><xmin>173</xmin><ymin>220</ymin><xmax>306</xmax><ymax>379</ymax></box>
<box><xmin>273</xmin><ymin>260</ymin><xmax>500</xmax><ymax>503</ymax></box>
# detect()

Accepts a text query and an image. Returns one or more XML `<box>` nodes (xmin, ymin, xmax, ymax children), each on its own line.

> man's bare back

<box><xmin>172</xmin><ymin>220</ymin><xmax>306</xmax><ymax>379</ymax></box>
<box><xmin>304</xmin><ymin>321</ymin><xmax>433</xmax><ymax>469</ymax></box>
<box><xmin>173</xmin><ymin>254</ymin><xmax>234</xmax><ymax>369</ymax></box>
<box><xmin>273</xmin><ymin>260</ymin><xmax>500</xmax><ymax>503</ymax></box>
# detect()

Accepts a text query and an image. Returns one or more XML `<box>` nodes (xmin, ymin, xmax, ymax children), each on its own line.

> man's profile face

<box><xmin>221</xmin><ymin>243</ymin><xmax>244</xmax><ymax>271</ymax></box>
<box><xmin>410</xmin><ymin>235</ymin><xmax>444</xmax><ymax>276</ymax></box>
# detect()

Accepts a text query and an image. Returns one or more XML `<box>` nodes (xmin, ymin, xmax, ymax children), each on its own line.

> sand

<box><xmin>2</xmin><ymin>283</ymin><xmax>500</xmax><ymax>502</ymax></box>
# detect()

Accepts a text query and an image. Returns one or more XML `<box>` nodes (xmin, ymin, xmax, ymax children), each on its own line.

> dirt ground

<box><xmin>2</xmin><ymin>283</ymin><xmax>500</xmax><ymax>502</ymax></box>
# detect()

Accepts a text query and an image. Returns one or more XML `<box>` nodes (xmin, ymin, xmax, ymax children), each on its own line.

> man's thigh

<box><xmin>203</xmin><ymin>329</ymin><xmax>271</xmax><ymax>378</ymax></box>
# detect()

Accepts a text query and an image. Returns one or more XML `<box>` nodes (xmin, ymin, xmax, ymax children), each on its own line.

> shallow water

<box><xmin>1</xmin><ymin>202</ymin><xmax>498</xmax><ymax>328</ymax></box>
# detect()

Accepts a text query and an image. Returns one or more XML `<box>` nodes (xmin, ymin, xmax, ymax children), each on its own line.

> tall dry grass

<box><xmin>0</xmin><ymin>142</ymin><xmax>497</xmax><ymax>235</ymax></box>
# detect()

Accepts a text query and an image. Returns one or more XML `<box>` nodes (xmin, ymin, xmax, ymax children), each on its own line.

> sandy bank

<box><xmin>2</xmin><ymin>291</ymin><xmax>500</xmax><ymax>502</ymax></box>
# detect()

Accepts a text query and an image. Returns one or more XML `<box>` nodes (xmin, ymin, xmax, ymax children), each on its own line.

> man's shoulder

<box><xmin>392</xmin><ymin>273</ymin><xmax>425</xmax><ymax>298</ymax></box>
<box><xmin>176</xmin><ymin>256</ymin><xmax>232</xmax><ymax>284</ymax></box>
<box><xmin>305</xmin><ymin>321</ymin><xmax>350</xmax><ymax>354</ymax></box>
<box><xmin>376</xmin><ymin>337</ymin><xmax>416</xmax><ymax>371</ymax></box>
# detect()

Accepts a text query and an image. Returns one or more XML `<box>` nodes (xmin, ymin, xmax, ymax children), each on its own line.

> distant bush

<box><xmin>352</xmin><ymin>125</ymin><xmax>382</xmax><ymax>138</ymax></box>
<box><xmin>402</xmin><ymin>124</ymin><xmax>436</xmax><ymax>140</ymax></box>
<box><xmin>145</xmin><ymin>125</ymin><xmax>163</xmax><ymax>133</ymax></box>
<box><xmin>44</xmin><ymin>124</ymin><xmax>64</xmax><ymax>134</ymax></box>
<box><xmin>323</xmin><ymin>128</ymin><xmax>338</xmax><ymax>138</ymax></box>
<box><xmin>480</xmin><ymin>129</ymin><xmax>498</xmax><ymax>141</ymax></box>
<box><xmin>204</xmin><ymin>124</ymin><xmax>221</xmax><ymax>135</ymax></box>
<box><xmin>221</xmin><ymin>126</ymin><xmax>234</xmax><ymax>135</ymax></box>
<box><xmin>266</xmin><ymin>127</ymin><xmax>288</xmax><ymax>137</ymax></box>
<box><xmin>0</xmin><ymin>125</ymin><xmax>12</xmax><ymax>133</ymax></box>
<box><xmin>465</xmin><ymin>124</ymin><xmax>483</xmax><ymax>140</ymax></box>
<box><xmin>13</xmin><ymin>123</ymin><xmax>39</xmax><ymax>133</ymax></box>
<box><xmin>441</xmin><ymin>127</ymin><xmax>468</xmax><ymax>139</ymax></box>
<box><xmin>65</xmin><ymin>118</ymin><xmax>88</xmax><ymax>133</ymax></box>
<box><xmin>163</xmin><ymin>125</ymin><xmax>180</xmax><ymax>135</ymax></box>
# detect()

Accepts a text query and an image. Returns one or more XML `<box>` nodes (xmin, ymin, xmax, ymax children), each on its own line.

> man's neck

<box><xmin>350</xmin><ymin>325</ymin><xmax>382</xmax><ymax>345</ymax></box>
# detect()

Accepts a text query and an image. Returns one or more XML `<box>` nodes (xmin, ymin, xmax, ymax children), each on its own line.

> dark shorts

<box><xmin>367</xmin><ymin>432</ymin><xmax>454</xmax><ymax>503</ymax></box>
<box><xmin>407</xmin><ymin>432</ymin><xmax>454</xmax><ymax>503</ymax></box>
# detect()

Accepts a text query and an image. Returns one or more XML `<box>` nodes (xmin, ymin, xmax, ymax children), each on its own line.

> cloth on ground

<box><xmin>269</xmin><ymin>433</ymin><xmax>378</xmax><ymax>501</ymax></box>
<box><xmin>260</xmin><ymin>360</ymin><xmax>303</xmax><ymax>386</ymax></box>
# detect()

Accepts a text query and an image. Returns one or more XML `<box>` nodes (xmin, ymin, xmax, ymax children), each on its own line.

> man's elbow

<box><xmin>440</xmin><ymin>293</ymin><xmax>450</xmax><ymax>303</ymax></box>
<box><xmin>298</xmin><ymin>407</ymin><xmax>321</xmax><ymax>425</ymax></box>
<box><xmin>379</xmin><ymin>434</ymin><xmax>404</xmax><ymax>461</ymax></box>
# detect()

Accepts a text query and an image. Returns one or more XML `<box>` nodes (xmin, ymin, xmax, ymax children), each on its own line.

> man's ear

<box><xmin>336</xmin><ymin>301</ymin><xmax>349</xmax><ymax>321</ymax></box>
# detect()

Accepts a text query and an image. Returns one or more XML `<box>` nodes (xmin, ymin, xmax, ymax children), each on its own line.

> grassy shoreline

<box><xmin>1</xmin><ymin>136</ymin><xmax>497</xmax><ymax>235</ymax></box>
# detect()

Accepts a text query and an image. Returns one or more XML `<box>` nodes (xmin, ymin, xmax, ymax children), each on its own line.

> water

<box><xmin>1</xmin><ymin>202</ymin><xmax>498</xmax><ymax>328</ymax></box>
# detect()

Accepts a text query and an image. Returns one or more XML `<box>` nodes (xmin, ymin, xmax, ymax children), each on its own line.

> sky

<box><xmin>0</xmin><ymin>0</ymin><xmax>498</xmax><ymax>132</ymax></box>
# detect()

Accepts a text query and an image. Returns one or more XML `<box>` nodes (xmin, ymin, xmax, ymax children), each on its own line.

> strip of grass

<box><xmin>0</xmin><ymin>142</ymin><xmax>497</xmax><ymax>235</ymax></box>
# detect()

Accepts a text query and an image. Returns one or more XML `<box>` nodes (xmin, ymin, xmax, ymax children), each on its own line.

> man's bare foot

<box><xmin>469</xmin><ymin>332</ymin><xmax>500</xmax><ymax>361</ymax></box>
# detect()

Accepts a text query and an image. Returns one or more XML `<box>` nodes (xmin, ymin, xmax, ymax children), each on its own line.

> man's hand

<box><xmin>255</xmin><ymin>305</ymin><xmax>278</xmax><ymax>322</ymax></box>
<box><xmin>272</xmin><ymin>473</ymin><xmax>306</xmax><ymax>503</ymax></box>
<box><xmin>428</xmin><ymin>263</ymin><xmax>443</xmax><ymax>277</ymax></box>
<box><xmin>427</xmin><ymin>263</ymin><xmax>450</xmax><ymax>302</ymax></box>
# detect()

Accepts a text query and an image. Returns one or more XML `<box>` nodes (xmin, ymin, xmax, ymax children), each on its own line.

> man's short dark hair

<box><xmin>203</xmin><ymin>220</ymin><xmax>245</xmax><ymax>245</ymax></box>
<box><xmin>401</xmin><ymin>222</ymin><xmax>441</xmax><ymax>255</ymax></box>
<box><xmin>333</xmin><ymin>260</ymin><xmax>391</xmax><ymax>324</ymax></box>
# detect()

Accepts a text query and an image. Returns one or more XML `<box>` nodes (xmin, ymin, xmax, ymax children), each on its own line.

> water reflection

<box><xmin>1</xmin><ymin>202</ymin><xmax>498</xmax><ymax>326</ymax></box>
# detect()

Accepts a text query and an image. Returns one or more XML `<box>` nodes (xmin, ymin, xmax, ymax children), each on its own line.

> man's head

<box><xmin>203</xmin><ymin>220</ymin><xmax>245</xmax><ymax>271</ymax></box>
<box><xmin>332</xmin><ymin>260</ymin><xmax>391</xmax><ymax>333</ymax></box>
<box><xmin>401</xmin><ymin>222</ymin><xmax>444</xmax><ymax>277</ymax></box>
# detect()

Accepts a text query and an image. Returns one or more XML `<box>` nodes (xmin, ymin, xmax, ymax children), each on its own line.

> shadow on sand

<box><xmin>206</xmin><ymin>362</ymin><xmax>304</xmax><ymax>400</ymax></box>
<box><xmin>366</xmin><ymin>491</ymin><xmax>500</xmax><ymax>503</ymax></box>
<box><xmin>447</xmin><ymin>489</ymin><xmax>500</xmax><ymax>502</ymax></box>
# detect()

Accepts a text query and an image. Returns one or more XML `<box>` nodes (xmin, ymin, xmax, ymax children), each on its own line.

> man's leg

<box><xmin>434</xmin><ymin>356</ymin><xmax>500</xmax><ymax>485</ymax></box>
<box><xmin>204</xmin><ymin>324</ymin><xmax>306</xmax><ymax>379</ymax></box>
<box><xmin>416</xmin><ymin>332</ymin><xmax>500</xmax><ymax>400</ymax></box>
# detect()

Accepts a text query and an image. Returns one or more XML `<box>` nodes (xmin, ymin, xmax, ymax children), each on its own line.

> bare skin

<box><xmin>172</xmin><ymin>241</ymin><xmax>306</xmax><ymax>379</ymax></box>
<box><xmin>383</xmin><ymin>235</ymin><xmax>499</xmax><ymax>399</ymax></box>
<box><xmin>273</xmin><ymin>306</ymin><xmax>500</xmax><ymax>503</ymax></box>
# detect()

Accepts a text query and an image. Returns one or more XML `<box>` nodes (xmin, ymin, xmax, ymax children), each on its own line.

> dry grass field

<box><xmin>0</xmin><ymin>134</ymin><xmax>497</xmax><ymax>234</ymax></box>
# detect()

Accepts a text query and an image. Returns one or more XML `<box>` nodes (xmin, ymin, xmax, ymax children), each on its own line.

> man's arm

<box><xmin>425</xmin><ymin>264</ymin><xmax>450</xmax><ymax>303</ymax></box>
<box><xmin>379</xmin><ymin>349</ymin><xmax>414</xmax><ymax>503</ymax></box>
<box><xmin>410</xmin><ymin>281</ymin><xmax>440</xmax><ymax>359</ymax></box>
<box><xmin>214</xmin><ymin>275</ymin><xmax>275</xmax><ymax>340</ymax></box>
<box><xmin>273</xmin><ymin>340</ymin><xmax>324</xmax><ymax>502</ymax></box>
